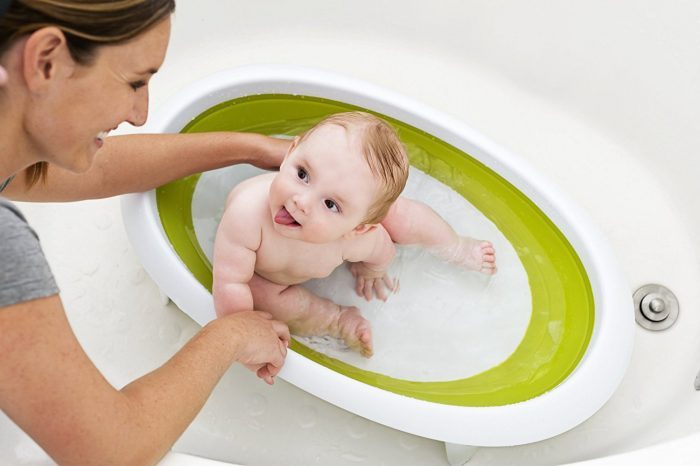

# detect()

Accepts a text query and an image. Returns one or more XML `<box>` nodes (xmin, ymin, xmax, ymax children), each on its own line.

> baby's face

<box><xmin>269</xmin><ymin>124</ymin><xmax>379</xmax><ymax>243</ymax></box>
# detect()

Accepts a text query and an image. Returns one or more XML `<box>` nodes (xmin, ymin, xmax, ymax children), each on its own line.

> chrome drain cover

<box><xmin>633</xmin><ymin>284</ymin><xmax>679</xmax><ymax>331</ymax></box>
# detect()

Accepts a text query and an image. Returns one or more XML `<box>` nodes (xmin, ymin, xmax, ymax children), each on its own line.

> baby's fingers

<box><xmin>382</xmin><ymin>275</ymin><xmax>399</xmax><ymax>293</ymax></box>
<box><xmin>373</xmin><ymin>280</ymin><xmax>388</xmax><ymax>301</ymax></box>
<box><xmin>362</xmin><ymin>279</ymin><xmax>374</xmax><ymax>301</ymax></box>
<box><xmin>355</xmin><ymin>276</ymin><xmax>366</xmax><ymax>298</ymax></box>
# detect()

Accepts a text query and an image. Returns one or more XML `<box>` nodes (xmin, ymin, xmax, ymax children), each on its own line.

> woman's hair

<box><xmin>299</xmin><ymin>112</ymin><xmax>410</xmax><ymax>224</ymax></box>
<box><xmin>0</xmin><ymin>0</ymin><xmax>176</xmax><ymax>188</ymax></box>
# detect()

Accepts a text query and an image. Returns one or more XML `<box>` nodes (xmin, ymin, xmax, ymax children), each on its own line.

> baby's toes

<box><xmin>358</xmin><ymin>327</ymin><xmax>373</xmax><ymax>357</ymax></box>
<box><xmin>479</xmin><ymin>242</ymin><xmax>495</xmax><ymax>254</ymax></box>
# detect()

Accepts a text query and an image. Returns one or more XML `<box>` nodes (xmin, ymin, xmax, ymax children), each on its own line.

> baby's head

<box><xmin>296</xmin><ymin>112</ymin><xmax>409</xmax><ymax>224</ymax></box>
<box><xmin>270</xmin><ymin>111</ymin><xmax>409</xmax><ymax>243</ymax></box>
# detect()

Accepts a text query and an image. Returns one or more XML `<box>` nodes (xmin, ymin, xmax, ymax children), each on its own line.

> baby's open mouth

<box><xmin>274</xmin><ymin>207</ymin><xmax>301</xmax><ymax>227</ymax></box>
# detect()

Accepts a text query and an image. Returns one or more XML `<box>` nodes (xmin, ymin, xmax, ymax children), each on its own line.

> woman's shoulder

<box><xmin>0</xmin><ymin>198</ymin><xmax>33</xmax><ymax>236</ymax></box>
<box><xmin>0</xmin><ymin>199</ymin><xmax>59</xmax><ymax>308</ymax></box>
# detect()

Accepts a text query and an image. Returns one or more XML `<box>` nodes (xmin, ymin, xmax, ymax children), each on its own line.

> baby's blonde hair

<box><xmin>298</xmin><ymin>111</ymin><xmax>409</xmax><ymax>224</ymax></box>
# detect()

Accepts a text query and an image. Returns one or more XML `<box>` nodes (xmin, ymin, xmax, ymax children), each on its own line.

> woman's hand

<box><xmin>246</xmin><ymin>135</ymin><xmax>292</xmax><ymax>171</ymax></box>
<box><xmin>348</xmin><ymin>262</ymin><xmax>398</xmax><ymax>302</ymax></box>
<box><xmin>224</xmin><ymin>310</ymin><xmax>290</xmax><ymax>385</ymax></box>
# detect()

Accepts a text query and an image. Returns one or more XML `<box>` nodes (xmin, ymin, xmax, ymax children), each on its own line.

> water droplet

<box><xmin>130</xmin><ymin>268</ymin><xmax>145</xmax><ymax>285</ymax></box>
<box><xmin>80</xmin><ymin>259</ymin><xmax>100</xmax><ymax>277</ymax></box>
<box><xmin>398</xmin><ymin>435</ymin><xmax>420</xmax><ymax>451</ymax></box>
<box><xmin>346</xmin><ymin>417</ymin><xmax>368</xmax><ymax>439</ymax></box>
<box><xmin>297</xmin><ymin>404</ymin><xmax>317</xmax><ymax>429</ymax></box>
<box><xmin>93</xmin><ymin>212</ymin><xmax>112</xmax><ymax>230</ymax></box>
<box><xmin>246</xmin><ymin>394</ymin><xmax>267</xmax><ymax>417</ymax></box>
<box><xmin>158</xmin><ymin>321</ymin><xmax>182</xmax><ymax>345</ymax></box>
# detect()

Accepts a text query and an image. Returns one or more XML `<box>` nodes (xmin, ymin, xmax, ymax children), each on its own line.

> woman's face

<box><xmin>25</xmin><ymin>17</ymin><xmax>171</xmax><ymax>173</ymax></box>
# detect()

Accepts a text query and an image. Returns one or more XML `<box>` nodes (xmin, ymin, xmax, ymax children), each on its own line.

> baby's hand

<box><xmin>348</xmin><ymin>262</ymin><xmax>398</xmax><ymax>301</ymax></box>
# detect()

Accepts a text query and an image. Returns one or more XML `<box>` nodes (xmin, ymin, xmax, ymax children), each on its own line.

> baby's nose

<box><xmin>292</xmin><ymin>193</ymin><xmax>310</xmax><ymax>213</ymax></box>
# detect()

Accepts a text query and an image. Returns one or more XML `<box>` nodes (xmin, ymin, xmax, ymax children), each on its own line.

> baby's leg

<box><xmin>381</xmin><ymin>197</ymin><xmax>497</xmax><ymax>274</ymax></box>
<box><xmin>249</xmin><ymin>274</ymin><xmax>373</xmax><ymax>357</ymax></box>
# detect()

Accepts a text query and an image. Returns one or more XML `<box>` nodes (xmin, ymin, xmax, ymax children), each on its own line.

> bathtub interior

<box><xmin>2</xmin><ymin>1</ymin><xmax>700</xmax><ymax>465</ymax></box>
<box><xmin>192</xmin><ymin>164</ymin><xmax>536</xmax><ymax>386</ymax></box>
<box><xmin>155</xmin><ymin>92</ymin><xmax>594</xmax><ymax>408</ymax></box>
<box><xmin>192</xmin><ymin>163</ymin><xmax>537</xmax><ymax>386</ymax></box>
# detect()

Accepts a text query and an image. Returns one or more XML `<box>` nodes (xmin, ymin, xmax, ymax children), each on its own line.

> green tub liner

<box><xmin>156</xmin><ymin>94</ymin><xmax>594</xmax><ymax>407</ymax></box>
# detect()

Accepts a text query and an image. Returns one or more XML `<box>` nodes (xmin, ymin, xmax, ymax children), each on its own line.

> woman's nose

<box><xmin>127</xmin><ymin>90</ymin><xmax>149</xmax><ymax>127</ymax></box>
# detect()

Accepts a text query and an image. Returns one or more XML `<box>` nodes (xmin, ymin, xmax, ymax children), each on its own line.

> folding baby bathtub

<box><xmin>121</xmin><ymin>65</ymin><xmax>634</xmax><ymax>448</ymax></box>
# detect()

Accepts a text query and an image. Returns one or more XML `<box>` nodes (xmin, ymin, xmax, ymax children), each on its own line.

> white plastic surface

<box><xmin>564</xmin><ymin>431</ymin><xmax>700</xmax><ymax>466</ymax></box>
<box><xmin>121</xmin><ymin>65</ymin><xmax>635</xmax><ymax>446</ymax></box>
<box><xmin>159</xmin><ymin>452</ymin><xmax>240</xmax><ymax>466</ymax></box>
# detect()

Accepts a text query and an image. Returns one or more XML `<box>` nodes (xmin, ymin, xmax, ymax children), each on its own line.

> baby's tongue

<box><xmin>274</xmin><ymin>207</ymin><xmax>297</xmax><ymax>225</ymax></box>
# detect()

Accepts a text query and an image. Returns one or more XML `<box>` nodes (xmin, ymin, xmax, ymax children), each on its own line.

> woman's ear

<box><xmin>22</xmin><ymin>27</ymin><xmax>73</xmax><ymax>93</ymax></box>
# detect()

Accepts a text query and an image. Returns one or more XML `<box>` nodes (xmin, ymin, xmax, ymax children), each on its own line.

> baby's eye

<box><xmin>324</xmin><ymin>199</ymin><xmax>339</xmax><ymax>212</ymax></box>
<box><xmin>297</xmin><ymin>167</ymin><xmax>309</xmax><ymax>182</ymax></box>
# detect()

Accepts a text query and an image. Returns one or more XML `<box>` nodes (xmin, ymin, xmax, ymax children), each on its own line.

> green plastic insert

<box><xmin>156</xmin><ymin>94</ymin><xmax>594</xmax><ymax>407</ymax></box>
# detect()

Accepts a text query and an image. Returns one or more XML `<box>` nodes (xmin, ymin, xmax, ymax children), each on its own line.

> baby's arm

<box><xmin>212</xmin><ymin>192</ymin><xmax>261</xmax><ymax>317</ymax></box>
<box><xmin>345</xmin><ymin>226</ymin><xmax>398</xmax><ymax>301</ymax></box>
<box><xmin>382</xmin><ymin>197</ymin><xmax>497</xmax><ymax>274</ymax></box>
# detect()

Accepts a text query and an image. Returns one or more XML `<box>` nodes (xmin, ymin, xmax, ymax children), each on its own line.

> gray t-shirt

<box><xmin>0</xmin><ymin>198</ymin><xmax>59</xmax><ymax>308</ymax></box>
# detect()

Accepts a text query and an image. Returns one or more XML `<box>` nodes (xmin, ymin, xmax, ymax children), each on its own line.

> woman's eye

<box><xmin>324</xmin><ymin>199</ymin><xmax>339</xmax><ymax>212</ymax></box>
<box><xmin>130</xmin><ymin>80</ymin><xmax>147</xmax><ymax>91</ymax></box>
<box><xmin>297</xmin><ymin>168</ymin><xmax>308</xmax><ymax>182</ymax></box>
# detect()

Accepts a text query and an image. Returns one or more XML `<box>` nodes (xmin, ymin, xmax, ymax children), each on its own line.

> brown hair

<box><xmin>299</xmin><ymin>111</ymin><xmax>409</xmax><ymax>224</ymax></box>
<box><xmin>0</xmin><ymin>0</ymin><xmax>176</xmax><ymax>188</ymax></box>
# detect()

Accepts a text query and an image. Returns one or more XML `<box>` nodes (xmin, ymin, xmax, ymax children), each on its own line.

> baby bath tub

<box><xmin>121</xmin><ymin>65</ymin><xmax>634</xmax><ymax>448</ymax></box>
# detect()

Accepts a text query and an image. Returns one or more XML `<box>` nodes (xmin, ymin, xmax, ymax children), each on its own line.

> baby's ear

<box><xmin>349</xmin><ymin>223</ymin><xmax>377</xmax><ymax>237</ymax></box>
<box><xmin>284</xmin><ymin>136</ymin><xmax>300</xmax><ymax>160</ymax></box>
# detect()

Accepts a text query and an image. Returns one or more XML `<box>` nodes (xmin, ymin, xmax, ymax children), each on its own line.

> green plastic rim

<box><xmin>156</xmin><ymin>94</ymin><xmax>594</xmax><ymax>407</ymax></box>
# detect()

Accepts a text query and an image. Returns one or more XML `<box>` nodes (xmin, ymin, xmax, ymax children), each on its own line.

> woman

<box><xmin>0</xmin><ymin>1</ymin><xmax>290</xmax><ymax>465</ymax></box>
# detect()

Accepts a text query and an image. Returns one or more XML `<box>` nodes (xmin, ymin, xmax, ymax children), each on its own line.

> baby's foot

<box><xmin>431</xmin><ymin>236</ymin><xmax>497</xmax><ymax>275</ymax></box>
<box><xmin>335</xmin><ymin>306</ymin><xmax>373</xmax><ymax>357</ymax></box>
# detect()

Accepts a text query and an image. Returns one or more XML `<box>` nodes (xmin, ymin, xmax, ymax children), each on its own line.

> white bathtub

<box><xmin>3</xmin><ymin>1</ymin><xmax>700</xmax><ymax>465</ymax></box>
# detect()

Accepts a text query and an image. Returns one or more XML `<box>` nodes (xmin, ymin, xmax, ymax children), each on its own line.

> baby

<box><xmin>213</xmin><ymin>112</ymin><xmax>496</xmax><ymax>357</ymax></box>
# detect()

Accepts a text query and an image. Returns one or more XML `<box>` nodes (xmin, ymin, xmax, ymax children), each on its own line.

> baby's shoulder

<box><xmin>342</xmin><ymin>224</ymin><xmax>391</xmax><ymax>261</ymax></box>
<box><xmin>221</xmin><ymin>172</ymin><xmax>275</xmax><ymax>229</ymax></box>
<box><xmin>225</xmin><ymin>172</ymin><xmax>275</xmax><ymax>210</ymax></box>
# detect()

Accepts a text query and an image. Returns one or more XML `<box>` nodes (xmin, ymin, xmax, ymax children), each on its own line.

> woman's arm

<box><xmin>2</xmin><ymin>132</ymin><xmax>290</xmax><ymax>202</ymax></box>
<box><xmin>0</xmin><ymin>295</ymin><xmax>289</xmax><ymax>466</ymax></box>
